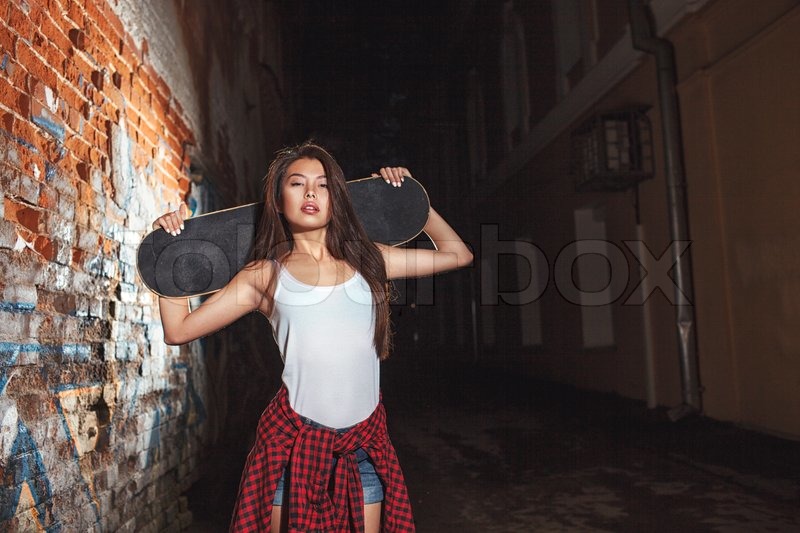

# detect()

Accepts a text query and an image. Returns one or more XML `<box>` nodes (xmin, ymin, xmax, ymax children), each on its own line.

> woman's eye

<box><xmin>319</xmin><ymin>183</ymin><xmax>328</xmax><ymax>188</ymax></box>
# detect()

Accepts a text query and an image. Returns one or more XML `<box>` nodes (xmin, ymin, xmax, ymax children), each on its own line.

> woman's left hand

<box><xmin>372</xmin><ymin>167</ymin><xmax>411</xmax><ymax>187</ymax></box>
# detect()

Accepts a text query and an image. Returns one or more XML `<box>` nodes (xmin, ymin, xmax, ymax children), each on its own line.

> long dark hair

<box><xmin>251</xmin><ymin>141</ymin><xmax>393</xmax><ymax>359</ymax></box>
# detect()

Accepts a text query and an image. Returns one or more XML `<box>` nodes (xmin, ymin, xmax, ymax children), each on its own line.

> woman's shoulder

<box><xmin>239</xmin><ymin>258</ymin><xmax>278</xmax><ymax>290</ymax></box>
<box><xmin>243</xmin><ymin>258</ymin><xmax>278</xmax><ymax>272</ymax></box>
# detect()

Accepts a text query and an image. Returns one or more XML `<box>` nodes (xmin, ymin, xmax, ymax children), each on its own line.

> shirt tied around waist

<box><xmin>229</xmin><ymin>386</ymin><xmax>415</xmax><ymax>532</ymax></box>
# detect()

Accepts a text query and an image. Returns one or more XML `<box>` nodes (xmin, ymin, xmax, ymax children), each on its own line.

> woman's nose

<box><xmin>305</xmin><ymin>189</ymin><xmax>316</xmax><ymax>199</ymax></box>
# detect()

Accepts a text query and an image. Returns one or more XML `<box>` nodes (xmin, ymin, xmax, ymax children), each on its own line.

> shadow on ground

<box><xmin>186</xmin><ymin>351</ymin><xmax>800</xmax><ymax>532</ymax></box>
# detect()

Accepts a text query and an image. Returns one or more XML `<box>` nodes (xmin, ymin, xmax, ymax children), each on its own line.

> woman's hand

<box><xmin>152</xmin><ymin>202</ymin><xmax>189</xmax><ymax>236</ymax></box>
<box><xmin>372</xmin><ymin>166</ymin><xmax>411</xmax><ymax>188</ymax></box>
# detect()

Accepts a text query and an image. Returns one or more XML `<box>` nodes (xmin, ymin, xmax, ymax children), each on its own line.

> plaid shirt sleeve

<box><xmin>230</xmin><ymin>386</ymin><xmax>416</xmax><ymax>532</ymax></box>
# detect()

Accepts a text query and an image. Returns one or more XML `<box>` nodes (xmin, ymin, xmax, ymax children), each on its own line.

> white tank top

<box><xmin>270</xmin><ymin>266</ymin><xmax>380</xmax><ymax>428</ymax></box>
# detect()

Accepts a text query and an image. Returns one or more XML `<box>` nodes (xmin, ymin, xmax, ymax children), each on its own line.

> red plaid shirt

<box><xmin>230</xmin><ymin>386</ymin><xmax>415</xmax><ymax>532</ymax></box>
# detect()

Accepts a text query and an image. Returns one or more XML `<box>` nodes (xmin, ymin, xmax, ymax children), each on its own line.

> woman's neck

<box><xmin>290</xmin><ymin>230</ymin><xmax>329</xmax><ymax>261</ymax></box>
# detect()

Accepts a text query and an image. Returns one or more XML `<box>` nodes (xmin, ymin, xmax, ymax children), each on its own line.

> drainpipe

<box><xmin>628</xmin><ymin>0</ymin><xmax>702</xmax><ymax>420</ymax></box>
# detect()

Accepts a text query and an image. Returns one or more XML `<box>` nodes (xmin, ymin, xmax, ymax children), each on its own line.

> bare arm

<box><xmin>159</xmin><ymin>262</ymin><xmax>270</xmax><ymax>344</ymax></box>
<box><xmin>373</xmin><ymin>167</ymin><xmax>473</xmax><ymax>280</ymax></box>
<box><xmin>151</xmin><ymin>203</ymin><xmax>270</xmax><ymax>344</ymax></box>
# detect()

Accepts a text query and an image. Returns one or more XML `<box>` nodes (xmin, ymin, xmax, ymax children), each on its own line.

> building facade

<box><xmin>461</xmin><ymin>0</ymin><xmax>800</xmax><ymax>439</ymax></box>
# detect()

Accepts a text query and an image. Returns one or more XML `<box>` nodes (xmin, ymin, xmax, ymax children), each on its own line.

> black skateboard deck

<box><xmin>136</xmin><ymin>176</ymin><xmax>430</xmax><ymax>297</ymax></box>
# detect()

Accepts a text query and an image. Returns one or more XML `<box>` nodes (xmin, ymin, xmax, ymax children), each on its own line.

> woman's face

<box><xmin>278</xmin><ymin>157</ymin><xmax>331</xmax><ymax>231</ymax></box>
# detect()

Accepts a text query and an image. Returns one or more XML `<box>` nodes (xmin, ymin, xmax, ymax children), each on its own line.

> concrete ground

<box><xmin>188</xmin><ymin>357</ymin><xmax>800</xmax><ymax>532</ymax></box>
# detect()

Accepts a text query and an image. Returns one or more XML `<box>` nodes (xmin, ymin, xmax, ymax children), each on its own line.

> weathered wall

<box><xmin>474</xmin><ymin>0</ymin><xmax>800</xmax><ymax>439</ymax></box>
<box><xmin>673</xmin><ymin>0</ymin><xmax>800</xmax><ymax>437</ymax></box>
<box><xmin>0</xmin><ymin>0</ymin><xmax>289</xmax><ymax>530</ymax></box>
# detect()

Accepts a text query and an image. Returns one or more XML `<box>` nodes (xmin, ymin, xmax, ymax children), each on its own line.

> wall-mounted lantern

<box><xmin>570</xmin><ymin>107</ymin><xmax>654</xmax><ymax>192</ymax></box>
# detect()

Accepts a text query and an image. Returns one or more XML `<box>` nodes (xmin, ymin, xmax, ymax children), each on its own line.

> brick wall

<box><xmin>0</xmin><ymin>0</ymin><xmax>290</xmax><ymax>530</ymax></box>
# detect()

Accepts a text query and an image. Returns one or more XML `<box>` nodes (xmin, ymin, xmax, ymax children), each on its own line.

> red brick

<box><xmin>128</xmin><ymin>77</ymin><xmax>147</xmax><ymax>109</ymax></box>
<box><xmin>88</xmin><ymin>145</ymin><xmax>102</xmax><ymax>166</ymax></box>
<box><xmin>41</xmin><ymin>41</ymin><xmax>68</xmax><ymax>75</ymax></box>
<box><xmin>87</xmin><ymin>37</ymin><xmax>113</xmax><ymax>73</ymax></box>
<box><xmin>39</xmin><ymin>182</ymin><xmax>58</xmax><ymax>209</ymax></box>
<box><xmin>92</xmin><ymin>108</ymin><xmax>109</xmax><ymax>134</ymax></box>
<box><xmin>63</xmin><ymin>0</ymin><xmax>86</xmax><ymax>29</ymax></box>
<box><xmin>90</xmin><ymin>123</ymin><xmax>106</xmax><ymax>147</ymax></box>
<box><xmin>5</xmin><ymin>198</ymin><xmax>41</xmax><ymax>232</ymax></box>
<box><xmin>67</xmin><ymin>27</ymin><xmax>87</xmax><ymax>51</ymax></box>
<box><xmin>40</xmin><ymin>14</ymin><xmax>72</xmax><ymax>53</ymax></box>
<box><xmin>61</xmin><ymin>53</ymin><xmax>82</xmax><ymax>87</ymax></box>
<box><xmin>6</xmin><ymin>58</ymin><xmax>29</xmax><ymax>92</ymax></box>
<box><xmin>138</xmin><ymin>117</ymin><xmax>159</xmax><ymax>148</ymax></box>
<box><xmin>78</xmin><ymin>180</ymin><xmax>94</xmax><ymax>205</ymax></box>
<box><xmin>25</xmin><ymin>0</ymin><xmax>48</xmax><ymax>27</ymax></box>
<box><xmin>56</xmin><ymin>79</ymin><xmax>86</xmax><ymax>112</ymax></box>
<box><xmin>17</xmin><ymin>45</ymin><xmax>58</xmax><ymax>89</ymax></box>
<box><xmin>70</xmin><ymin>47</ymin><xmax>99</xmax><ymax>79</ymax></box>
<box><xmin>0</xmin><ymin>20</ymin><xmax>17</xmax><ymax>56</ymax></box>
<box><xmin>33</xmin><ymin>234</ymin><xmax>55</xmax><ymax>260</ymax></box>
<box><xmin>7</xmin><ymin>3</ymin><xmax>36</xmax><ymax>43</ymax></box>
<box><xmin>27</xmin><ymin>74</ymin><xmax>52</xmax><ymax>105</ymax></box>
<box><xmin>7</xmin><ymin>116</ymin><xmax>39</xmax><ymax>151</ymax></box>
<box><xmin>102</xmin><ymin>83</ymin><xmax>123</xmax><ymax>112</ymax></box>
<box><xmin>63</xmin><ymin>105</ymin><xmax>79</xmax><ymax>133</ymax></box>
<box><xmin>151</xmin><ymin>89</ymin><xmax>169</xmax><ymax>119</ymax></box>
<box><xmin>64</xmin><ymin>134</ymin><xmax>91</xmax><ymax>162</ymax></box>
<box><xmin>90</xmin><ymin>13</ymin><xmax>122</xmax><ymax>52</ymax></box>
<box><xmin>118</xmin><ymin>33</ymin><xmax>139</xmax><ymax>70</ymax></box>
<box><xmin>52</xmin><ymin>2</ymin><xmax>80</xmax><ymax>34</ymax></box>
<box><xmin>0</xmin><ymin>75</ymin><xmax>29</xmax><ymax>116</ymax></box>
<box><xmin>71</xmin><ymin>246</ymin><xmax>84</xmax><ymax>266</ymax></box>
<box><xmin>138</xmin><ymin>63</ymin><xmax>156</xmax><ymax>94</ymax></box>
<box><xmin>161</xmin><ymin>130</ymin><xmax>180</xmax><ymax>158</ymax></box>
<box><xmin>90</xmin><ymin>68</ymin><xmax>104</xmax><ymax>91</ymax></box>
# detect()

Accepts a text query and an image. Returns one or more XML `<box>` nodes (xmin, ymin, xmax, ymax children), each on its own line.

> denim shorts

<box><xmin>273</xmin><ymin>417</ymin><xmax>385</xmax><ymax>506</ymax></box>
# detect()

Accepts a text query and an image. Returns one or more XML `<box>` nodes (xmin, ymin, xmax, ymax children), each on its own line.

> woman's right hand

<box><xmin>152</xmin><ymin>202</ymin><xmax>188</xmax><ymax>236</ymax></box>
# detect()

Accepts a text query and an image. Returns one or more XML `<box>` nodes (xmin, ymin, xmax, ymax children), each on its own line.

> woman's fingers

<box><xmin>378</xmin><ymin>167</ymin><xmax>411</xmax><ymax>187</ymax></box>
<box><xmin>152</xmin><ymin>202</ymin><xmax>188</xmax><ymax>236</ymax></box>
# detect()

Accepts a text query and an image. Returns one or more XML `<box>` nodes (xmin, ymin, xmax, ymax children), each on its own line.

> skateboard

<box><xmin>136</xmin><ymin>176</ymin><xmax>430</xmax><ymax>297</ymax></box>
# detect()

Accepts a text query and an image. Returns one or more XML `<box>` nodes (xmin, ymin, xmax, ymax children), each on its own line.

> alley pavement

<box><xmin>188</xmin><ymin>354</ymin><xmax>799</xmax><ymax>532</ymax></box>
<box><xmin>380</xmin><ymin>356</ymin><xmax>800</xmax><ymax>532</ymax></box>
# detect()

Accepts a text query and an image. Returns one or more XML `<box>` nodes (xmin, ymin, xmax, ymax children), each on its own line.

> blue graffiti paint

<box><xmin>60</xmin><ymin>344</ymin><xmax>91</xmax><ymax>363</ymax></box>
<box><xmin>31</xmin><ymin>116</ymin><xmax>66</xmax><ymax>142</ymax></box>
<box><xmin>1</xmin><ymin>344</ymin><xmax>96</xmax><ymax>394</ymax></box>
<box><xmin>0</xmin><ymin>343</ymin><xmax>32</xmax><ymax>395</ymax></box>
<box><xmin>0</xmin><ymin>54</ymin><xmax>8</xmax><ymax>71</ymax></box>
<box><xmin>0</xmin><ymin>302</ymin><xmax>36</xmax><ymax>313</ymax></box>
<box><xmin>0</xmin><ymin>128</ymin><xmax>39</xmax><ymax>151</ymax></box>
<box><xmin>0</xmin><ymin>420</ymin><xmax>60</xmax><ymax>531</ymax></box>
<box><xmin>45</xmin><ymin>162</ymin><xmax>58</xmax><ymax>182</ymax></box>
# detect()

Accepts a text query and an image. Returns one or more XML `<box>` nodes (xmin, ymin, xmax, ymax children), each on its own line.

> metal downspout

<box><xmin>628</xmin><ymin>0</ymin><xmax>702</xmax><ymax>419</ymax></box>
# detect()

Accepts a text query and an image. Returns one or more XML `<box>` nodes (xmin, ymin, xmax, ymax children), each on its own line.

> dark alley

<box><xmin>2</xmin><ymin>0</ymin><xmax>800</xmax><ymax>531</ymax></box>
<box><xmin>187</xmin><ymin>352</ymin><xmax>800</xmax><ymax>531</ymax></box>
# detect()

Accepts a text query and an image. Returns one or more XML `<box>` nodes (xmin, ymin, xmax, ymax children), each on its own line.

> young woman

<box><xmin>153</xmin><ymin>142</ymin><xmax>472</xmax><ymax>532</ymax></box>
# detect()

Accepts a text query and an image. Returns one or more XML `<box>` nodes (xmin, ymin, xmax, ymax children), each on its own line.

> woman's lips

<box><xmin>301</xmin><ymin>201</ymin><xmax>319</xmax><ymax>214</ymax></box>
